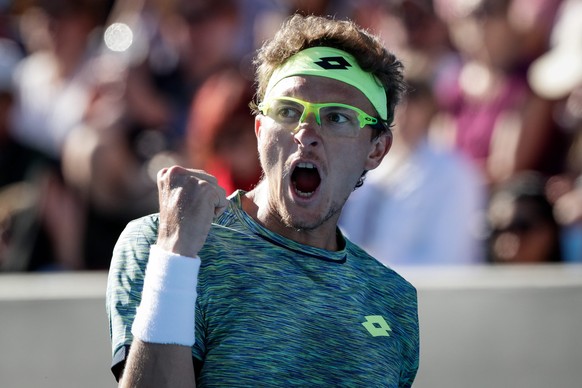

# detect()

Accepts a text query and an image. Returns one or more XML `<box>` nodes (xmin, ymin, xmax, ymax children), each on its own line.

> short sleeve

<box><xmin>105</xmin><ymin>215</ymin><xmax>159</xmax><ymax>380</ymax></box>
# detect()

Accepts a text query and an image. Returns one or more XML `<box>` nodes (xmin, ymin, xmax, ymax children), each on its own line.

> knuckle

<box><xmin>158</xmin><ymin>165</ymin><xmax>182</xmax><ymax>180</ymax></box>
<box><xmin>157</xmin><ymin>167</ymin><xmax>169</xmax><ymax>179</ymax></box>
<box><xmin>167</xmin><ymin>165</ymin><xmax>185</xmax><ymax>175</ymax></box>
<box><xmin>196</xmin><ymin>178</ymin><xmax>213</xmax><ymax>191</ymax></box>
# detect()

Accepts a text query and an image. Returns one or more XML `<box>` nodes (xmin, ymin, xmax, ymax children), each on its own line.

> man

<box><xmin>107</xmin><ymin>14</ymin><xmax>419</xmax><ymax>387</ymax></box>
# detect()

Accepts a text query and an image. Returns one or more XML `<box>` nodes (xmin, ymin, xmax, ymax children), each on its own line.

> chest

<box><xmin>195</xmin><ymin>258</ymin><xmax>405</xmax><ymax>386</ymax></box>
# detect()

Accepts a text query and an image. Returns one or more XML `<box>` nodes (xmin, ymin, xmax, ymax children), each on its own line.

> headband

<box><xmin>264</xmin><ymin>46</ymin><xmax>388</xmax><ymax>121</ymax></box>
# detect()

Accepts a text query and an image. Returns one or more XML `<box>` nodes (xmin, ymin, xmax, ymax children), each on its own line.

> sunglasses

<box><xmin>258</xmin><ymin>96</ymin><xmax>386</xmax><ymax>138</ymax></box>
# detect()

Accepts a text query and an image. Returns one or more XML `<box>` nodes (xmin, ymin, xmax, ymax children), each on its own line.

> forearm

<box><xmin>120</xmin><ymin>339</ymin><xmax>195</xmax><ymax>388</ymax></box>
<box><xmin>122</xmin><ymin>246</ymin><xmax>200</xmax><ymax>387</ymax></box>
<box><xmin>111</xmin><ymin>167</ymin><xmax>226</xmax><ymax>387</ymax></box>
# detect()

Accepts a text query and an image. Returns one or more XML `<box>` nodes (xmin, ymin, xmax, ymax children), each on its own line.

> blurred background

<box><xmin>0</xmin><ymin>0</ymin><xmax>581</xmax><ymax>386</ymax></box>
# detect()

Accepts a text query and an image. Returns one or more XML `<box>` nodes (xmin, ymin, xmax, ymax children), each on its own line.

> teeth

<box><xmin>297</xmin><ymin>162</ymin><xmax>316</xmax><ymax>169</ymax></box>
<box><xmin>295</xmin><ymin>188</ymin><xmax>314</xmax><ymax>197</ymax></box>
<box><xmin>292</xmin><ymin>162</ymin><xmax>317</xmax><ymax>198</ymax></box>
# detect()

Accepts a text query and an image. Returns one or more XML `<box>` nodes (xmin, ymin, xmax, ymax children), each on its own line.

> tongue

<box><xmin>293</xmin><ymin>168</ymin><xmax>321</xmax><ymax>193</ymax></box>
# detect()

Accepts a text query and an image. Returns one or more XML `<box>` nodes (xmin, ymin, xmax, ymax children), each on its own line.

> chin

<box><xmin>287</xmin><ymin>201</ymin><xmax>341</xmax><ymax>231</ymax></box>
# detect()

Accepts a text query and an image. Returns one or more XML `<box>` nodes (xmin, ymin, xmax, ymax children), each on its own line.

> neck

<box><xmin>242</xmin><ymin>184</ymin><xmax>341</xmax><ymax>251</ymax></box>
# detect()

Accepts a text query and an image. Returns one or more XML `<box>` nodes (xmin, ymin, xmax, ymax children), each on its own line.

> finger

<box><xmin>157</xmin><ymin>167</ymin><xmax>169</xmax><ymax>190</ymax></box>
<box><xmin>213</xmin><ymin>185</ymin><xmax>228</xmax><ymax>217</ymax></box>
<box><xmin>189</xmin><ymin>169</ymin><xmax>219</xmax><ymax>185</ymax></box>
<box><xmin>157</xmin><ymin>165</ymin><xmax>216</xmax><ymax>181</ymax></box>
<box><xmin>158</xmin><ymin>167</ymin><xmax>219</xmax><ymax>194</ymax></box>
<box><xmin>157</xmin><ymin>166</ymin><xmax>185</xmax><ymax>192</ymax></box>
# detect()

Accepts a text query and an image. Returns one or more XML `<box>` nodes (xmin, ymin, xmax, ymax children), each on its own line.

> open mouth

<box><xmin>291</xmin><ymin>162</ymin><xmax>321</xmax><ymax>198</ymax></box>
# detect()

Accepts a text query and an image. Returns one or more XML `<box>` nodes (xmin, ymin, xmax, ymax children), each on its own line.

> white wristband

<box><xmin>131</xmin><ymin>245</ymin><xmax>200</xmax><ymax>346</ymax></box>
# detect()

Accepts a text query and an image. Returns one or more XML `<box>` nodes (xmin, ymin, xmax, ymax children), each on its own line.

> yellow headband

<box><xmin>264</xmin><ymin>47</ymin><xmax>388</xmax><ymax>121</ymax></box>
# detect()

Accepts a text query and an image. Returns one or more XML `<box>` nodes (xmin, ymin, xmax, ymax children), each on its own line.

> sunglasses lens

<box><xmin>263</xmin><ymin>97</ymin><xmax>375</xmax><ymax>137</ymax></box>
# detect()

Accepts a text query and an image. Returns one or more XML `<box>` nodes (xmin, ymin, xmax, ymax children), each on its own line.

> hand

<box><xmin>156</xmin><ymin>166</ymin><xmax>228</xmax><ymax>258</ymax></box>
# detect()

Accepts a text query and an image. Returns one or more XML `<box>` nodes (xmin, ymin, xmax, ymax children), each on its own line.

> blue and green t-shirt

<box><xmin>107</xmin><ymin>190</ymin><xmax>419</xmax><ymax>387</ymax></box>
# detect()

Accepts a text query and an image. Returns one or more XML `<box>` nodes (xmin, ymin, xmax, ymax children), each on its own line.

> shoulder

<box><xmin>109</xmin><ymin>214</ymin><xmax>159</xmax><ymax>279</ymax></box>
<box><xmin>347</xmin><ymin>240</ymin><xmax>417</xmax><ymax>298</ymax></box>
<box><xmin>122</xmin><ymin>213</ymin><xmax>160</xmax><ymax>236</ymax></box>
<box><xmin>113</xmin><ymin>214</ymin><xmax>160</xmax><ymax>254</ymax></box>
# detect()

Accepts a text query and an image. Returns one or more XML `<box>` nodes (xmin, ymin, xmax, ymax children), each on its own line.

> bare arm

<box><xmin>119</xmin><ymin>166</ymin><xmax>227</xmax><ymax>387</ymax></box>
<box><xmin>120</xmin><ymin>340</ymin><xmax>195</xmax><ymax>387</ymax></box>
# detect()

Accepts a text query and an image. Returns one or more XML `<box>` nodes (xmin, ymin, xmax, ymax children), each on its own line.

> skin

<box><xmin>120</xmin><ymin>75</ymin><xmax>391</xmax><ymax>387</ymax></box>
<box><xmin>246</xmin><ymin>75</ymin><xmax>391</xmax><ymax>250</ymax></box>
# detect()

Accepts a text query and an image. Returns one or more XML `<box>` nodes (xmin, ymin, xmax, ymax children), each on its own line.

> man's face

<box><xmin>255</xmin><ymin>75</ymin><xmax>390</xmax><ymax>232</ymax></box>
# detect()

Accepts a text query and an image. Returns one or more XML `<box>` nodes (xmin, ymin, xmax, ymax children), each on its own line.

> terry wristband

<box><xmin>131</xmin><ymin>245</ymin><xmax>200</xmax><ymax>346</ymax></box>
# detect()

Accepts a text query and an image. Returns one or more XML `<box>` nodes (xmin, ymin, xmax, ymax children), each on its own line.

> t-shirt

<box><xmin>107</xmin><ymin>190</ymin><xmax>419</xmax><ymax>387</ymax></box>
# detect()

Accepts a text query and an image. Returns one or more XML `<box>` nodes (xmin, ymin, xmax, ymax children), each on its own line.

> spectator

<box><xmin>529</xmin><ymin>0</ymin><xmax>582</xmax><ymax>263</ymax></box>
<box><xmin>0</xmin><ymin>36</ymin><xmax>29</xmax><ymax>270</ymax></box>
<box><xmin>357</xmin><ymin>0</ymin><xmax>458</xmax><ymax>89</ymax></box>
<box><xmin>486</xmin><ymin>171</ymin><xmax>562</xmax><ymax>263</ymax></box>
<box><xmin>60</xmin><ymin>57</ymin><xmax>162</xmax><ymax>270</ymax></box>
<box><xmin>107</xmin><ymin>0</ymin><xmax>248</xmax><ymax>150</ymax></box>
<box><xmin>10</xmin><ymin>0</ymin><xmax>111</xmax><ymax>160</ymax></box>
<box><xmin>57</xmin><ymin>0</ymin><xmax>265</xmax><ymax>269</ymax></box>
<box><xmin>439</xmin><ymin>0</ymin><xmax>563</xmax><ymax>187</ymax></box>
<box><xmin>3</xmin><ymin>0</ymin><xmax>112</xmax><ymax>271</ymax></box>
<box><xmin>340</xmin><ymin>76</ymin><xmax>487</xmax><ymax>266</ymax></box>
<box><xmin>550</xmin><ymin>132</ymin><xmax>582</xmax><ymax>263</ymax></box>
<box><xmin>250</xmin><ymin>0</ymin><xmax>356</xmax><ymax>52</ymax></box>
<box><xmin>0</xmin><ymin>37</ymin><xmax>26</xmax><ymax>188</ymax></box>
<box><xmin>185</xmin><ymin>67</ymin><xmax>262</xmax><ymax>195</ymax></box>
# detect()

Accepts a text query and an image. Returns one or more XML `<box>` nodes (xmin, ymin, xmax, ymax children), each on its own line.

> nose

<box><xmin>293</xmin><ymin>113</ymin><xmax>321</xmax><ymax>147</ymax></box>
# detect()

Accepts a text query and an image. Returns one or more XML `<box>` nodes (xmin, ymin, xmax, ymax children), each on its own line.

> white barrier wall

<box><xmin>0</xmin><ymin>273</ymin><xmax>113</xmax><ymax>388</ymax></box>
<box><xmin>401</xmin><ymin>265</ymin><xmax>582</xmax><ymax>388</ymax></box>
<box><xmin>1</xmin><ymin>265</ymin><xmax>581</xmax><ymax>388</ymax></box>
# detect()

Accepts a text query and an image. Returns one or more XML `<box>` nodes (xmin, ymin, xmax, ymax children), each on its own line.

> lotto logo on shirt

<box><xmin>362</xmin><ymin>315</ymin><xmax>392</xmax><ymax>337</ymax></box>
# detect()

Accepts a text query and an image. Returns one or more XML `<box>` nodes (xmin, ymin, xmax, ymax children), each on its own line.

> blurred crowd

<box><xmin>0</xmin><ymin>0</ymin><xmax>580</xmax><ymax>271</ymax></box>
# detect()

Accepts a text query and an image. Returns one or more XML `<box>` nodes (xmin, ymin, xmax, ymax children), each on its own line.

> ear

<box><xmin>364</xmin><ymin>132</ymin><xmax>392</xmax><ymax>171</ymax></box>
<box><xmin>255</xmin><ymin>115</ymin><xmax>263</xmax><ymax>139</ymax></box>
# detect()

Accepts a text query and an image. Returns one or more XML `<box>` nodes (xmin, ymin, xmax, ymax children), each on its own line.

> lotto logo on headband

<box><xmin>264</xmin><ymin>46</ymin><xmax>388</xmax><ymax>121</ymax></box>
<box><xmin>314</xmin><ymin>56</ymin><xmax>352</xmax><ymax>70</ymax></box>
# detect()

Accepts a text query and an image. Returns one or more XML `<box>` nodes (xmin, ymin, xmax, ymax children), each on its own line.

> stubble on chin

<box><xmin>278</xmin><ymin>199</ymin><xmax>344</xmax><ymax>232</ymax></box>
<box><xmin>259</xmin><ymin>176</ymin><xmax>351</xmax><ymax>233</ymax></box>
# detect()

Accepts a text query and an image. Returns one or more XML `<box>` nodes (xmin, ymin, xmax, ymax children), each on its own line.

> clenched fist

<box><xmin>156</xmin><ymin>166</ymin><xmax>228</xmax><ymax>258</ymax></box>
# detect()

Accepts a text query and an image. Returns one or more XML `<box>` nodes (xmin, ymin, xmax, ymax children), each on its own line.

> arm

<box><xmin>120</xmin><ymin>340</ymin><xmax>195</xmax><ymax>387</ymax></box>
<box><xmin>399</xmin><ymin>287</ymin><xmax>420</xmax><ymax>388</ymax></box>
<box><xmin>120</xmin><ymin>166</ymin><xmax>227</xmax><ymax>387</ymax></box>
